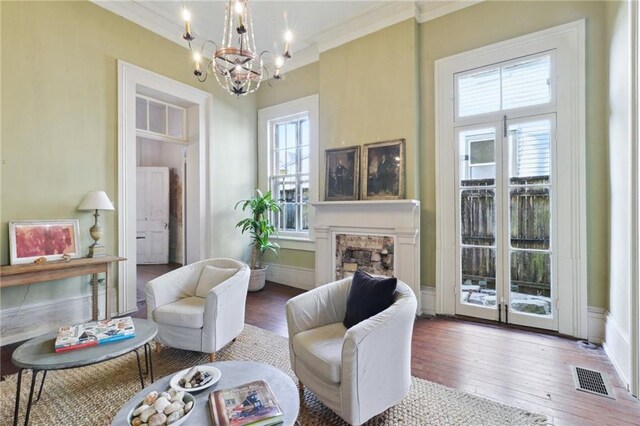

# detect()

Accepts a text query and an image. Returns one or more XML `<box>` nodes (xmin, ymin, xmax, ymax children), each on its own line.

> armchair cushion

<box><xmin>154</xmin><ymin>296</ymin><xmax>205</xmax><ymax>329</ymax></box>
<box><xmin>343</xmin><ymin>271</ymin><xmax>397</xmax><ymax>328</ymax></box>
<box><xmin>194</xmin><ymin>265</ymin><xmax>238</xmax><ymax>298</ymax></box>
<box><xmin>292</xmin><ymin>322</ymin><xmax>346</xmax><ymax>384</ymax></box>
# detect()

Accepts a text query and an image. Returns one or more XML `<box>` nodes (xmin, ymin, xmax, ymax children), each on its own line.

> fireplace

<box><xmin>335</xmin><ymin>234</ymin><xmax>395</xmax><ymax>279</ymax></box>
<box><xmin>312</xmin><ymin>200</ymin><xmax>421</xmax><ymax>312</ymax></box>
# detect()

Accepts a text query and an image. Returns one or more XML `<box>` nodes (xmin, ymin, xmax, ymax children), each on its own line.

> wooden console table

<box><xmin>0</xmin><ymin>256</ymin><xmax>125</xmax><ymax>321</ymax></box>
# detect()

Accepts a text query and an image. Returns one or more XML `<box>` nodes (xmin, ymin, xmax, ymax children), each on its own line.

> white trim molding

<box><xmin>118</xmin><ymin>60</ymin><xmax>212</xmax><ymax>315</ymax></box>
<box><xmin>417</xmin><ymin>0</ymin><xmax>484</xmax><ymax>23</ymax></box>
<box><xmin>264</xmin><ymin>263</ymin><xmax>315</xmax><ymax>291</ymax></box>
<box><xmin>603</xmin><ymin>312</ymin><xmax>631</xmax><ymax>390</ymax></box>
<box><xmin>0</xmin><ymin>287</ymin><xmax>117</xmax><ymax>346</ymax></box>
<box><xmin>420</xmin><ymin>286</ymin><xmax>437</xmax><ymax>316</ymax></box>
<box><xmin>587</xmin><ymin>306</ymin><xmax>606</xmax><ymax>344</ymax></box>
<box><xmin>435</xmin><ymin>21</ymin><xmax>587</xmax><ymax>337</ymax></box>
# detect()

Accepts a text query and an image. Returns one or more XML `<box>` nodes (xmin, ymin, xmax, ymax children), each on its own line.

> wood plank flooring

<box><xmin>2</xmin><ymin>266</ymin><xmax>639</xmax><ymax>425</ymax></box>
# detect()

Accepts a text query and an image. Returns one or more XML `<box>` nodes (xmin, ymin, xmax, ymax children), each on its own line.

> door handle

<box><xmin>136</xmin><ymin>236</ymin><xmax>145</xmax><ymax>240</ymax></box>
<box><xmin>164</xmin><ymin>223</ymin><xmax>168</xmax><ymax>229</ymax></box>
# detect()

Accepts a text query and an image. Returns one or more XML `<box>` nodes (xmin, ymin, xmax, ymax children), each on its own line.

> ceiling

<box><xmin>93</xmin><ymin>1</ymin><xmax>482</xmax><ymax>69</ymax></box>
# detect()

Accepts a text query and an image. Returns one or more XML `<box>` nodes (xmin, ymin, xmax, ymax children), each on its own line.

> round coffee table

<box><xmin>12</xmin><ymin>318</ymin><xmax>157</xmax><ymax>426</ymax></box>
<box><xmin>112</xmin><ymin>361</ymin><xmax>300</xmax><ymax>426</ymax></box>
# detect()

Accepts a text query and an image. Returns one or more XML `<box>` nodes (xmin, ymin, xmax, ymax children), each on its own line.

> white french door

<box><xmin>454</xmin><ymin>114</ymin><xmax>557</xmax><ymax>331</ymax></box>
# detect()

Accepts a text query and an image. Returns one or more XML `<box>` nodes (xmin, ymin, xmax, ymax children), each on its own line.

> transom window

<box><xmin>456</xmin><ymin>52</ymin><xmax>554</xmax><ymax>119</ymax></box>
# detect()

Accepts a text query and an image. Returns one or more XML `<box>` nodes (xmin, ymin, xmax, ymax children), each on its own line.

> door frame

<box><xmin>435</xmin><ymin>21</ymin><xmax>586</xmax><ymax>337</ymax></box>
<box><xmin>117</xmin><ymin>60</ymin><xmax>212</xmax><ymax>315</ymax></box>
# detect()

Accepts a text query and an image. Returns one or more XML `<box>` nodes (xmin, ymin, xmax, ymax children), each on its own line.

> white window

<box><xmin>258</xmin><ymin>95</ymin><xmax>318</xmax><ymax>249</ymax></box>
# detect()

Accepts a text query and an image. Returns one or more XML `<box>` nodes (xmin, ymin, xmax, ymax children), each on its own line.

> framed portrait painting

<box><xmin>362</xmin><ymin>139</ymin><xmax>406</xmax><ymax>200</ymax></box>
<box><xmin>9</xmin><ymin>220</ymin><xmax>81</xmax><ymax>265</ymax></box>
<box><xmin>324</xmin><ymin>146</ymin><xmax>360</xmax><ymax>201</ymax></box>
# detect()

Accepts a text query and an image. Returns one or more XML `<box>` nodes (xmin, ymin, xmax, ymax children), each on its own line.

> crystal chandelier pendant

<box><xmin>182</xmin><ymin>0</ymin><xmax>290</xmax><ymax>97</ymax></box>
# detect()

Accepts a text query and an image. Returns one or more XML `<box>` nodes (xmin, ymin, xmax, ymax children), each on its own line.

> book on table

<box><xmin>54</xmin><ymin>316</ymin><xmax>136</xmax><ymax>352</ymax></box>
<box><xmin>209</xmin><ymin>379</ymin><xmax>284</xmax><ymax>426</ymax></box>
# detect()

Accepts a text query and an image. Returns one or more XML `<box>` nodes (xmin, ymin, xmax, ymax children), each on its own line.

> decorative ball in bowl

<box><xmin>128</xmin><ymin>388</ymin><xmax>195</xmax><ymax>426</ymax></box>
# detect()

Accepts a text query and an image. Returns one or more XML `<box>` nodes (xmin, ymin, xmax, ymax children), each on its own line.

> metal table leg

<box><xmin>13</xmin><ymin>369</ymin><xmax>23</xmax><ymax>426</ymax></box>
<box><xmin>34</xmin><ymin>371</ymin><xmax>47</xmax><ymax>403</ymax></box>
<box><xmin>134</xmin><ymin>349</ymin><xmax>145</xmax><ymax>389</ymax></box>
<box><xmin>144</xmin><ymin>342</ymin><xmax>154</xmax><ymax>383</ymax></box>
<box><xmin>24</xmin><ymin>370</ymin><xmax>41</xmax><ymax>426</ymax></box>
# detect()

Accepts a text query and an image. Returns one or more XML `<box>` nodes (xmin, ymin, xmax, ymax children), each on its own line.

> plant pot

<box><xmin>248</xmin><ymin>266</ymin><xmax>267</xmax><ymax>292</ymax></box>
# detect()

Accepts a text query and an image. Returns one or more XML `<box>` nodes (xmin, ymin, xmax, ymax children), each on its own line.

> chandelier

<box><xmin>181</xmin><ymin>1</ymin><xmax>292</xmax><ymax>96</ymax></box>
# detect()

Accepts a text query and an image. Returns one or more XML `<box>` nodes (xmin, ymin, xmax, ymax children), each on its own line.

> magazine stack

<box><xmin>54</xmin><ymin>317</ymin><xmax>136</xmax><ymax>352</ymax></box>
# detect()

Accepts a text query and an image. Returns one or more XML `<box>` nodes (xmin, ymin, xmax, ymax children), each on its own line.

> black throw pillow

<box><xmin>343</xmin><ymin>270</ymin><xmax>397</xmax><ymax>329</ymax></box>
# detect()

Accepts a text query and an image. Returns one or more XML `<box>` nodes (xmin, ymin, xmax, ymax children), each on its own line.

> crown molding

<box><xmin>283</xmin><ymin>45</ymin><xmax>320</xmax><ymax>73</ymax></box>
<box><xmin>92</xmin><ymin>0</ymin><xmax>186</xmax><ymax>49</ymax></box>
<box><xmin>313</xmin><ymin>1</ymin><xmax>419</xmax><ymax>53</ymax></box>
<box><xmin>417</xmin><ymin>0</ymin><xmax>485</xmax><ymax>23</ymax></box>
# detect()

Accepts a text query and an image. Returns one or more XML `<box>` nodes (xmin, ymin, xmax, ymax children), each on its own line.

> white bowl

<box><xmin>128</xmin><ymin>391</ymin><xmax>195</xmax><ymax>426</ymax></box>
<box><xmin>169</xmin><ymin>365</ymin><xmax>222</xmax><ymax>392</ymax></box>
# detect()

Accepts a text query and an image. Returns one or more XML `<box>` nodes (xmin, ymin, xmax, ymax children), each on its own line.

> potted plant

<box><xmin>235</xmin><ymin>189</ymin><xmax>281</xmax><ymax>291</ymax></box>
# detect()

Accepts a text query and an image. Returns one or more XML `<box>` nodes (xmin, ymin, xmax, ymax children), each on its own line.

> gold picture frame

<box><xmin>362</xmin><ymin>139</ymin><xmax>406</xmax><ymax>200</ymax></box>
<box><xmin>324</xmin><ymin>145</ymin><xmax>360</xmax><ymax>201</ymax></box>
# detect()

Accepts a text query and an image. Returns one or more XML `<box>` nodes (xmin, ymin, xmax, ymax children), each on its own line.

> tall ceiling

<box><xmin>93</xmin><ymin>1</ymin><xmax>481</xmax><ymax>69</ymax></box>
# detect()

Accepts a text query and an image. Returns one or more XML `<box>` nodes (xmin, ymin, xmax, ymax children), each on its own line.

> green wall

<box><xmin>257</xmin><ymin>1</ymin><xmax>610</xmax><ymax>309</ymax></box>
<box><xmin>1</xmin><ymin>1</ymin><xmax>257</xmax><ymax>309</ymax></box>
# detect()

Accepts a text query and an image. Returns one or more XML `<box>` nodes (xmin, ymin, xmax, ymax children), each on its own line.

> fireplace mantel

<box><xmin>312</xmin><ymin>199</ymin><xmax>421</xmax><ymax>312</ymax></box>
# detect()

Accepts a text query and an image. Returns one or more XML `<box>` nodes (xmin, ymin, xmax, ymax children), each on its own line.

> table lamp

<box><xmin>78</xmin><ymin>191</ymin><xmax>115</xmax><ymax>257</ymax></box>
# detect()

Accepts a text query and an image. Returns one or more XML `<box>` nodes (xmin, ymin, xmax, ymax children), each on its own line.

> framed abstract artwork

<box><xmin>324</xmin><ymin>145</ymin><xmax>360</xmax><ymax>201</ymax></box>
<box><xmin>362</xmin><ymin>139</ymin><xmax>406</xmax><ymax>200</ymax></box>
<box><xmin>8</xmin><ymin>220</ymin><xmax>81</xmax><ymax>265</ymax></box>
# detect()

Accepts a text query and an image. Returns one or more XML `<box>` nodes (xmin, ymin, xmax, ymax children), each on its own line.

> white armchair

<box><xmin>146</xmin><ymin>258</ymin><xmax>250</xmax><ymax>361</ymax></box>
<box><xmin>285</xmin><ymin>277</ymin><xmax>417</xmax><ymax>425</ymax></box>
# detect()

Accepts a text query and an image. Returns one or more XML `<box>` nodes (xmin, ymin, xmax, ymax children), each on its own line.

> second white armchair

<box><xmin>146</xmin><ymin>258</ymin><xmax>250</xmax><ymax>361</ymax></box>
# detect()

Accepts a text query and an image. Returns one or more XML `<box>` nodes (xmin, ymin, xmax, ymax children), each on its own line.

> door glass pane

<box><xmin>459</xmin><ymin>128</ymin><xmax>495</xmax><ymax>186</ymax></box>
<box><xmin>510</xmin><ymin>251</ymin><xmax>551</xmax><ymax>316</ymax></box>
<box><xmin>460</xmin><ymin>189</ymin><xmax>495</xmax><ymax>246</ymax></box>
<box><xmin>510</xmin><ymin>187</ymin><xmax>550</xmax><ymax>250</ymax></box>
<box><xmin>509</xmin><ymin>120</ymin><xmax>551</xmax><ymax>184</ymax></box>
<box><xmin>460</xmin><ymin>247</ymin><xmax>496</xmax><ymax>307</ymax></box>
<box><xmin>457</xmin><ymin>67</ymin><xmax>501</xmax><ymax>117</ymax></box>
<box><xmin>502</xmin><ymin>55</ymin><xmax>551</xmax><ymax>110</ymax></box>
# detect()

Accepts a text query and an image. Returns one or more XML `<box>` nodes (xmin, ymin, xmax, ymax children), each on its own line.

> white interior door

<box><xmin>137</xmin><ymin>167</ymin><xmax>169</xmax><ymax>264</ymax></box>
<box><xmin>454</xmin><ymin>114</ymin><xmax>557</xmax><ymax>331</ymax></box>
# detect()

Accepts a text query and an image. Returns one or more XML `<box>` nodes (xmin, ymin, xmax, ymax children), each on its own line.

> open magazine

<box><xmin>209</xmin><ymin>380</ymin><xmax>284</xmax><ymax>426</ymax></box>
<box><xmin>54</xmin><ymin>317</ymin><xmax>135</xmax><ymax>352</ymax></box>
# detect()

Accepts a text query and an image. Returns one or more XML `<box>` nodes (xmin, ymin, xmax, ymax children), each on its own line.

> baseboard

<box><xmin>264</xmin><ymin>263</ymin><xmax>315</xmax><ymax>291</ymax></box>
<box><xmin>420</xmin><ymin>286</ymin><xmax>437</xmax><ymax>316</ymax></box>
<box><xmin>0</xmin><ymin>287</ymin><xmax>118</xmax><ymax>346</ymax></box>
<box><xmin>603</xmin><ymin>312</ymin><xmax>631</xmax><ymax>390</ymax></box>
<box><xmin>587</xmin><ymin>306</ymin><xmax>606</xmax><ymax>344</ymax></box>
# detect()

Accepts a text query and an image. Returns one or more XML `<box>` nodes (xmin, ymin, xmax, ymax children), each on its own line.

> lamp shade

<box><xmin>78</xmin><ymin>191</ymin><xmax>115</xmax><ymax>211</ymax></box>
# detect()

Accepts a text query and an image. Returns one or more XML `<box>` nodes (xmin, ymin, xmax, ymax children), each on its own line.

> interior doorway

<box><xmin>118</xmin><ymin>61</ymin><xmax>212</xmax><ymax>316</ymax></box>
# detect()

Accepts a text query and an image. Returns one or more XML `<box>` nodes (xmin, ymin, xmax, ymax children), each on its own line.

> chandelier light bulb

<box><xmin>283</xmin><ymin>30</ymin><xmax>293</xmax><ymax>58</ymax></box>
<box><xmin>182</xmin><ymin>8</ymin><xmax>194</xmax><ymax>40</ymax></box>
<box><xmin>193</xmin><ymin>52</ymin><xmax>202</xmax><ymax>74</ymax></box>
<box><xmin>275</xmin><ymin>56</ymin><xmax>285</xmax><ymax>68</ymax></box>
<box><xmin>234</xmin><ymin>1</ymin><xmax>244</xmax><ymax>14</ymax></box>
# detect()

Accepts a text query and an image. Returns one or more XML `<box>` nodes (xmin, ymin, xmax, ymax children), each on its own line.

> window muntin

<box><xmin>269</xmin><ymin>115</ymin><xmax>310</xmax><ymax>235</ymax></box>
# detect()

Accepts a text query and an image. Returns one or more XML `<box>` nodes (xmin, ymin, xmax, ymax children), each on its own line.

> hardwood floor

<box><xmin>2</xmin><ymin>273</ymin><xmax>639</xmax><ymax>425</ymax></box>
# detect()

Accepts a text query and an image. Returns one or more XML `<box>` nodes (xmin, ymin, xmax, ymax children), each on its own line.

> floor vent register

<box><xmin>571</xmin><ymin>366</ymin><xmax>616</xmax><ymax>399</ymax></box>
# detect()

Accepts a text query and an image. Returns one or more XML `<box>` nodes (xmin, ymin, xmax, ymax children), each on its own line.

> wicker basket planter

<box><xmin>248</xmin><ymin>266</ymin><xmax>267</xmax><ymax>292</ymax></box>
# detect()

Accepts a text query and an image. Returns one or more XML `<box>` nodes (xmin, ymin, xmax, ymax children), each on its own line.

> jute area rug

<box><xmin>1</xmin><ymin>324</ymin><xmax>547</xmax><ymax>425</ymax></box>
